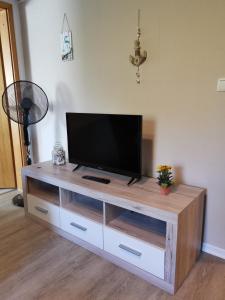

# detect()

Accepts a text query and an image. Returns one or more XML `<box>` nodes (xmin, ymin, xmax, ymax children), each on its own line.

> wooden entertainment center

<box><xmin>22</xmin><ymin>161</ymin><xmax>205</xmax><ymax>294</ymax></box>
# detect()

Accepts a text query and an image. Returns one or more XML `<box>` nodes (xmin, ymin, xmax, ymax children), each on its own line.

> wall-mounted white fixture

<box><xmin>61</xmin><ymin>13</ymin><xmax>73</xmax><ymax>62</ymax></box>
<box><xmin>129</xmin><ymin>9</ymin><xmax>147</xmax><ymax>84</ymax></box>
<box><xmin>217</xmin><ymin>78</ymin><xmax>225</xmax><ymax>92</ymax></box>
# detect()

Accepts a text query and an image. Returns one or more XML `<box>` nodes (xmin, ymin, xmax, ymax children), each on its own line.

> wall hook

<box><xmin>129</xmin><ymin>9</ymin><xmax>147</xmax><ymax>84</ymax></box>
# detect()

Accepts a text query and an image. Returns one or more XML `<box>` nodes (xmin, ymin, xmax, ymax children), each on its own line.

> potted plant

<box><xmin>157</xmin><ymin>165</ymin><xmax>173</xmax><ymax>195</ymax></box>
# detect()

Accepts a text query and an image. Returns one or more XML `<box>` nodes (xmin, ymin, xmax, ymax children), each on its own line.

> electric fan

<box><xmin>2</xmin><ymin>80</ymin><xmax>49</xmax><ymax>206</ymax></box>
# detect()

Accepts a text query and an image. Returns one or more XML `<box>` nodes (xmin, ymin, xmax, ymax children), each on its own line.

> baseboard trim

<box><xmin>202</xmin><ymin>243</ymin><xmax>225</xmax><ymax>260</ymax></box>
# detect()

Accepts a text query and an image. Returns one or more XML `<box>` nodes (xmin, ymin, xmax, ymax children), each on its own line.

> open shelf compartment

<box><xmin>61</xmin><ymin>189</ymin><xmax>103</xmax><ymax>223</ymax></box>
<box><xmin>27</xmin><ymin>177</ymin><xmax>59</xmax><ymax>206</ymax></box>
<box><xmin>105</xmin><ymin>203</ymin><xmax>166</xmax><ymax>248</ymax></box>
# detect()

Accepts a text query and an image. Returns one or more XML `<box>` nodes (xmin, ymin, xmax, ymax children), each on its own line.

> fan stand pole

<box><xmin>23</xmin><ymin>108</ymin><xmax>32</xmax><ymax>165</ymax></box>
<box><xmin>26</xmin><ymin>145</ymin><xmax>32</xmax><ymax>165</ymax></box>
<box><xmin>24</xmin><ymin>125</ymin><xmax>32</xmax><ymax>165</ymax></box>
<box><xmin>12</xmin><ymin>118</ymin><xmax>31</xmax><ymax>207</ymax></box>
<box><xmin>12</xmin><ymin>124</ymin><xmax>30</xmax><ymax>207</ymax></box>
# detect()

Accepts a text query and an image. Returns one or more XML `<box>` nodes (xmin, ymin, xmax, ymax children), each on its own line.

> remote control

<box><xmin>82</xmin><ymin>175</ymin><xmax>110</xmax><ymax>184</ymax></box>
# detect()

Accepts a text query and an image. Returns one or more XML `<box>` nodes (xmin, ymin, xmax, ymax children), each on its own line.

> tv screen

<box><xmin>66</xmin><ymin>113</ymin><xmax>142</xmax><ymax>178</ymax></box>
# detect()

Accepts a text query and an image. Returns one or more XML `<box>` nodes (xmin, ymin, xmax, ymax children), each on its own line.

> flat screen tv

<box><xmin>66</xmin><ymin>113</ymin><xmax>142</xmax><ymax>180</ymax></box>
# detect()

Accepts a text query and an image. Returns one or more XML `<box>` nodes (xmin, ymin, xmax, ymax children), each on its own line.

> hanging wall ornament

<box><xmin>61</xmin><ymin>13</ymin><xmax>73</xmax><ymax>62</ymax></box>
<box><xmin>129</xmin><ymin>9</ymin><xmax>147</xmax><ymax>84</ymax></box>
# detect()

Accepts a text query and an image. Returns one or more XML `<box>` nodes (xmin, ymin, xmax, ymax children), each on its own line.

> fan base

<box><xmin>12</xmin><ymin>194</ymin><xmax>24</xmax><ymax>207</ymax></box>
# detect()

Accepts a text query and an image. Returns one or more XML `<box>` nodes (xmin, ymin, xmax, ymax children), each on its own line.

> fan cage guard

<box><xmin>2</xmin><ymin>80</ymin><xmax>49</xmax><ymax>125</ymax></box>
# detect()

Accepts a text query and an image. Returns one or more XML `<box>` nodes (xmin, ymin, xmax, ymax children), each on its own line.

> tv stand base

<box><xmin>72</xmin><ymin>164</ymin><xmax>81</xmax><ymax>172</ymax></box>
<box><xmin>22</xmin><ymin>161</ymin><xmax>205</xmax><ymax>295</ymax></box>
<box><xmin>127</xmin><ymin>177</ymin><xmax>140</xmax><ymax>186</ymax></box>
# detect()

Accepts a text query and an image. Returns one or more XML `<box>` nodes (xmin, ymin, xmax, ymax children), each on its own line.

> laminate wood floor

<box><xmin>0</xmin><ymin>192</ymin><xmax>225</xmax><ymax>300</ymax></box>
<box><xmin>0</xmin><ymin>189</ymin><xmax>13</xmax><ymax>195</ymax></box>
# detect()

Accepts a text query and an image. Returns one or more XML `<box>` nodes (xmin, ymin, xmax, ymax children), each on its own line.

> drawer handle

<box><xmin>119</xmin><ymin>244</ymin><xmax>142</xmax><ymax>257</ymax></box>
<box><xmin>70</xmin><ymin>222</ymin><xmax>87</xmax><ymax>231</ymax></box>
<box><xmin>35</xmin><ymin>206</ymin><xmax>48</xmax><ymax>214</ymax></box>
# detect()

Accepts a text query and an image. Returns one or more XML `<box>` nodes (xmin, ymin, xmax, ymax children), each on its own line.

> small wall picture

<box><xmin>61</xmin><ymin>31</ymin><xmax>73</xmax><ymax>61</ymax></box>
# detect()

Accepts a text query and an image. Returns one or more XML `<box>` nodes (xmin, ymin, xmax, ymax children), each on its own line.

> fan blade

<box><xmin>7</xmin><ymin>105</ymin><xmax>21</xmax><ymax>112</ymax></box>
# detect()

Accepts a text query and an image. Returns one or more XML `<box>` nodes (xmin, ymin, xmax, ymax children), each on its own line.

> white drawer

<box><xmin>104</xmin><ymin>227</ymin><xmax>165</xmax><ymax>279</ymax></box>
<box><xmin>27</xmin><ymin>194</ymin><xmax>60</xmax><ymax>227</ymax></box>
<box><xmin>60</xmin><ymin>208</ymin><xmax>103</xmax><ymax>249</ymax></box>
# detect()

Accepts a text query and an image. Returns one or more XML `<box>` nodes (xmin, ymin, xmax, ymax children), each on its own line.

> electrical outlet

<box><xmin>217</xmin><ymin>78</ymin><xmax>225</xmax><ymax>92</ymax></box>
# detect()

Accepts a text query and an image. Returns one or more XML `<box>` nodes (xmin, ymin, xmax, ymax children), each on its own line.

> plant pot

<box><xmin>160</xmin><ymin>186</ymin><xmax>171</xmax><ymax>195</ymax></box>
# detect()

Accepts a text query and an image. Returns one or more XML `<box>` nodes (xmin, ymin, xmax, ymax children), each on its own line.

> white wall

<box><xmin>19</xmin><ymin>0</ymin><xmax>225</xmax><ymax>251</ymax></box>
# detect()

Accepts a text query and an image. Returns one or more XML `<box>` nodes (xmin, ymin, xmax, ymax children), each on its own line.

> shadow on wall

<box><xmin>18</xmin><ymin>2</ymin><xmax>38</xmax><ymax>161</ymax></box>
<box><xmin>142</xmin><ymin>119</ymin><xmax>155</xmax><ymax>177</ymax></box>
<box><xmin>30</xmin><ymin>82</ymin><xmax>73</xmax><ymax>163</ymax></box>
<box><xmin>30</xmin><ymin>127</ymin><xmax>39</xmax><ymax>163</ymax></box>
<box><xmin>18</xmin><ymin>2</ymin><xmax>31</xmax><ymax>80</ymax></box>
<box><xmin>30</xmin><ymin>102</ymin><xmax>53</xmax><ymax>163</ymax></box>
<box><xmin>142</xmin><ymin>138</ymin><xmax>153</xmax><ymax>177</ymax></box>
<box><xmin>54</xmin><ymin>82</ymin><xmax>74</xmax><ymax>150</ymax></box>
<box><xmin>173</xmin><ymin>165</ymin><xmax>184</xmax><ymax>185</ymax></box>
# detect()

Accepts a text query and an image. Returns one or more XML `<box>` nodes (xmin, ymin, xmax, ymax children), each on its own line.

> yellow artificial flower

<box><xmin>156</xmin><ymin>165</ymin><xmax>162</xmax><ymax>172</ymax></box>
<box><xmin>156</xmin><ymin>165</ymin><xmax>172</xmax><ymax>172</ymax></box>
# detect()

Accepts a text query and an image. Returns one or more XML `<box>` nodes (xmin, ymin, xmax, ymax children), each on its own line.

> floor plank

<box><xmin>0</xmin><ymin>194</ymin><xmax>224</xmax><ymax>300</ymax></box>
